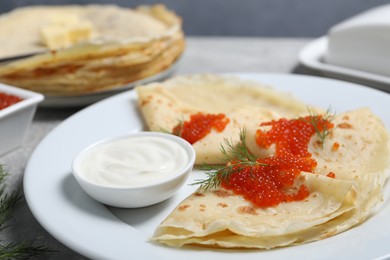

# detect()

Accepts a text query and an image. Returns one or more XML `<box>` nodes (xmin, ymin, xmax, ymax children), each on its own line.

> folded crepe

<box><xmin>0</xmin><ymin>4</ymin><xmax>184</xmax><ymax>95</ymax></box>
<box><xmin>152</xmin><ymin>108</ymin><xmax>390</xmax><ymax>249</ymax></box>
<box><xmin>136</xmin><ymin>74</ymin><xmax>311</xmax><ymax>164</ymax></box>
<box><xmin>136</xmin><ymin>74</ymin><xmax>389</xmax><ymax>248</ymax></box>
<box><xmin>153</xmin><ymin>173</ymin><xmax>356</xmax><ymax>248</ymax></box>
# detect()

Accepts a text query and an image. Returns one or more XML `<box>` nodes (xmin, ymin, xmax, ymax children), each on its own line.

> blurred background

<box><xmin>1</xmin><ymin>0</ymin><xmax>389</xmax><ymax>37</ymax></box>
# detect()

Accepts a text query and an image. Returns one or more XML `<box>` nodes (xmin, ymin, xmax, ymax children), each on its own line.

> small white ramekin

<box><xmin>0</xmin><ymin>83</ymin><xmax>44</xmax><ymax>156</ymax></box>
<box><xmin>72</xmin><ymin>132</ymin><xmax>196</xmax><ymax>208</ymax></box>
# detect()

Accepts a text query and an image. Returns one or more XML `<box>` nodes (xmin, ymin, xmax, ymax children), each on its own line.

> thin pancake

<box><xmin>136</xmin><ymin>74</ymin><xmax>311</xmax><ymax>164</ymax></box>
<box><xmin>152</xmin><ymin>108</ymin><xmax>390</xmax><ymax>249</ymax></box>
<box><xmin>0</xmin><ymin>4</ymin><xmax>184</xmax><ymax>95</ymax></box>
<box><xmin>153</xmin><ymin>172</ymin><xmax>356</xmax><ymax>248</ymax></box>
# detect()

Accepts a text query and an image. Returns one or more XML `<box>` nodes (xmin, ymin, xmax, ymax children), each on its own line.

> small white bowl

<box><xmin>0</xmin><ymin>83</ymin><xmax>44</xmax><ymax>156</ymax></box>
<box><xmin>72</xmin><ymin>132</ymin><xmax>196</xmax><ymax>208</ymax></box>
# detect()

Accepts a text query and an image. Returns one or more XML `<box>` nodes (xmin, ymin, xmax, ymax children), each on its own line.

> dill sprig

<box><xmin>307</xmin><ymin>107</ymin><xmax>335</xmax><ymax>148</ymax></box>
<box><xmin>159</xmin><ymin>117</ymin><xmax>184</xmax><ymax>136</ymax></box>
<box><xmin>0</xmin><ymin>166</ymin><xmax>19</xmax><ymax>231</ymax></box>
<box><xmin>219</xmin><ymin>130</ymin><xmax>257</xmax><ymax>163</ymax></box>
<box><xmin>0</xmin><ymin>189</ymin><xmax>20</xmax><ymax>232</ymax></box>
<box><xmin>0</xmin><ymin>164</ymin><xmax>54</xmax><ymax>259</ymax></box>
<box><xmin>191</xmin><ymin>108</ymin><xmax>335</xmax><ymax>191</ymax></box>
<box><xmin>171</xmin><ymin>118</ymin><xmax>184</xmax><ymax>137</ymax></box>
<box><xmin>192</xmin><ymin>129</ymin><xmax>266</xmax><ymax>191</ymax></box>
<box><xmin>0</xmin><ymin>242</ymin><xmax>53</xmax><ymax>259</ymax></box>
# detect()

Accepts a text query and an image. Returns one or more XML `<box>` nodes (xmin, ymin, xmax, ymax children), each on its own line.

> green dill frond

<box><xmin>173</xmin><ymin>119</ymin><xmax>184</xmax><ymax>137</ymax></box>
<box><xmin>0</xmin><ymin>190</ymin><xmax>21</xmax><ymax>231</ymax></box>
<box><xmin>0</xmin><ymin>164</ymin><xmax>55</xmax><ymax>259</ymax></box>
<box><xmin>157</xmin><ymin>116</ymin><xmax>186</xmax><ymax>136</ymax></box>
<box><xmin>191</xmin><ymin>128</ymin><xmax>266</xmax><ymax>191</ymax></box>
<box><xmin>164</xmin><ymin>116</ymin><xmax>185</xmax><ymax>137</ymax></box>
<box><xmin>0</xmin><ymin>165</ymin><xmax>20</xmax><ymax>230</ymax></box>
<box><xmin>307</xmin><ymin>106</ymin><xmax>335</xmax><ymax>148</ymax></box>
<box><xmin>0</xmin><ymin>242</ymin><xmax>54</xmax><ymax>259</ymax></box>
<box><xmin>0</xmin><ymin>165</ymin><xmax>8</xmax><ymax>183</ymax></box>
<box><xmin>220</xmin><ymin>128</ymin><xmax>257</xmax><ymax>163</ymax></box>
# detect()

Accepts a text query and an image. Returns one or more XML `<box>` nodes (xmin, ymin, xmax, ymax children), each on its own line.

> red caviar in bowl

<box><xmin>173</xmin><ymin>113</ymin><xmax>230</xmax><ymax>144</ymax></box>
<box><xmin>0</xmin><ymin>92</ymin><xmax>22</xmax><ymax>110</ymax></box>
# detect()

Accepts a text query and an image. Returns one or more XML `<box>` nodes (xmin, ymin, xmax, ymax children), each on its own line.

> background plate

<box><xmin>24</xmin><ymin>73</ymin><xmax>390</xmax><ymax>260</ymax></box>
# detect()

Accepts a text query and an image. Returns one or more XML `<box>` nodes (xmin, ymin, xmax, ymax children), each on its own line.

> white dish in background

<box><xmin>299</xmin><ymin>37</ymin><xmax>390</xmax><ymax>92</ymax></box>
<box><xmin>0</xmin><ymin>83</ymin><xmax>44</xmax><ymax>156</ymax></box>
<box><xmin>326</xmin><ymin>4</ymin><xmax>390</xmax><ymax>78</ymax></box>
<box><xmin>40</xmin><ymin>59</ymin><xmax>179</xmax><ymax>108</ymax></box>
<box><xmin>24</xmin><ymin>73</ymin><xmax>390</xmax><ymax>260</ymax></box>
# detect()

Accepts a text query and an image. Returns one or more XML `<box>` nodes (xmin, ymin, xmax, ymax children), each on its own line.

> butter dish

<box><xmin>326</xmin><ymin>4</ymin><xmax>390</xmax><ymax>77</ymax></box>
<box><xmin>299</xmin><ymin>4</ymin><xmax>390</xmax><ymax>92</ymax></box>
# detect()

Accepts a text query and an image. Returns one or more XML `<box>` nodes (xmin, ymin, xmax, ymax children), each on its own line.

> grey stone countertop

<box><xmin>0</xmin><ymin>37</ymin><xmax>322</xmax><ymax>259</ymax></box>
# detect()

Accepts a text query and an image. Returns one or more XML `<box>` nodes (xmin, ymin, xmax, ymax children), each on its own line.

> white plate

<box><xmin>299</xmin><ymin>37</ymin><xmax>390</xmax><ymax>93</ymax></box>
<box><xmin>39</xmin><ymin>60</ymin><xmax>179</xmax><ymax>108</ymax></box>
<box><xmin>24</xmin><ymin>73</ymin><xmax>390</xmax><ymax>260</ymax></box>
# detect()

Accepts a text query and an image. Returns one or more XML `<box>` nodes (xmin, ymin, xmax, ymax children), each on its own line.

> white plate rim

<box><xmin>23</xmin><ymin>73</ymin><xmax>390</xmax><ymax>260</ymax></box>
<box><xmin>298</xmin><ymin>36</ymin><xmax>390</xmax><ymax>91</ymax></box>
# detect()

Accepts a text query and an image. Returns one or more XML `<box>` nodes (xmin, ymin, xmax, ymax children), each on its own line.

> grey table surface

<box><xmin>0</xmin><ymin>36</ymin><xmax>325</xmax><ymax>259</ymax></box>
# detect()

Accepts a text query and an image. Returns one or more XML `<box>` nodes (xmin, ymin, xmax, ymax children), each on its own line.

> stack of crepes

<box><xmin>136</xmin><ymin>74</ymin><xmax>390</xmax><ymax>249</ymax></box>
<box><xmin>0</xmin><ymin>4</ymin><xmax>184</xmax><ymax>96</ymax></box>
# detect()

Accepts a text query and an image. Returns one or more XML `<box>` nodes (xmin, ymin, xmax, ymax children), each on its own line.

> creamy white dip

<box><xmin>79</xmin><ymin>136</ymin><xmax>189</xmax><ymax>187</ymax></box>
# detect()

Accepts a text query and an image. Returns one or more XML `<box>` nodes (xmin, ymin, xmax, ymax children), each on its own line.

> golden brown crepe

<box><xmin>0</xmin><ymin>4</ymin><xmax>184</xmax><ymax>95</ymax></box>
<box><xmin>152</xmin><ymin>108</ymin><xmax>390</xmax><ymax>248</ymax></box>
<box><xmin>136</xmin><ymin>74</ymin><xmax>311</xmax><ymax>164</ymax></box>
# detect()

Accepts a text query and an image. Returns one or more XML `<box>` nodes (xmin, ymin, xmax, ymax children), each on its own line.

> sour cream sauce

<box><xmin>79</xmin><ymin>136</ymin><xmax>189</xmax><ymax>187</ymax></box>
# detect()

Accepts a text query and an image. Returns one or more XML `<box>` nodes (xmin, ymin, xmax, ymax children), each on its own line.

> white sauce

<box><xmin>79</xmin><ymin>136</ymin><xmax>189</xmax><ymax>187</ymax></box>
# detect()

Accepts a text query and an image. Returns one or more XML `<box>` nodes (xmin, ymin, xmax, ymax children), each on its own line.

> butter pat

<box><xmin>41</xmin><ymin>14</ymin><xmax>94</xmax><ymax>49</ymax></box>
<box><xmin>326</xmin><ymin>4</ymin><xmax>390</xmax><ymax>77</ymax></box>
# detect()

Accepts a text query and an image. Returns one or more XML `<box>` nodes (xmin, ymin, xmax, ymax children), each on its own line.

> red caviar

<box><xmin>332</xmin><ymin>142</ymin><xmax>340</xmax><ymax>151</ymax></box>
<box><xmin>327</xmin><ymin>172</ymin><xmax>336</xmax><ymax>178</ymax></box>
<box><xmin>221</xmin><ymin>115</ymin><xmax>334</xmax><ymax>208</ymax></box>
<box><xmin>0</xmin><ymin>92</ymin><xmax>22</xmax><ymax>110</ymax></box>
<box><xmin>173</xmin><ymin>113</ymin><xmax>230</xmax><ymax>144</ymax></box>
